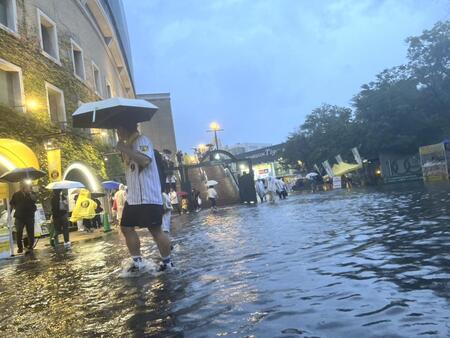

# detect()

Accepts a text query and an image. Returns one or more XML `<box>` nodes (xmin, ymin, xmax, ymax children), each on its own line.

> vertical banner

<box><xmin>47</xmin><ymin>148</ymin><xmax>62</xmax><ymax>182</ymax></box>
<box><xmin>351</xmin><ymin>147</ymin><xmax>363</xmax><ymax>165</ymax></box>
<box><xmin>335</xmin><ymin>155</ymin><xmax>343</xmax><ymax>164</ymax></box>
<box><xmin>313</xmin><ymin>164</ymin><xmax>321</xmax><ymax>174</ymax></box>
<box><xmin>322</xmin><ymin>161</ymin><xmax>334</xmax><ymax>177</ymax></box>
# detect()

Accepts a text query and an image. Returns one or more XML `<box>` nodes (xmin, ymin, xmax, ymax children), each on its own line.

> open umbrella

<box><xmin>0</xmin><ymin>167</ymin><xmax>46</xmax><ymax>183</ymax></box>
<box><xmin>46</xmin><ymin>180</ymin><xmax>85</xmax><ymax>190</ymax></box>
<box><xmin>305</xmin><ymin>172</ymin><xmax>319</xmax><ymax>180</ymax></box>
<box><xmin>102</xmin><ymin>180</ymin><xmax>121</xmax><ymax>190</ymax></box>
<box><xmin>72</xmin><ymin>97</ymin><xmax>159</xmax><ymax>129</ymax></box>
<box><xmin>206</xmin><ymin>180</ymin><xmax>218</xmax><ymax>186</ymax></box>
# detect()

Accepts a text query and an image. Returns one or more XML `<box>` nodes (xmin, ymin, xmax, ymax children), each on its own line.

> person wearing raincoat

<box><xmin>113</xmin><ymin>184</ymin><xmax>127</xmax><ymax>224</ymax></box>
<box><xmin>266</xmin><ymin>177</ymin><xmax>278</xmax><ymax>203</ymax></box>
<box><xmin>255</xmin><ymin>179</ymin><xmax>266</xmax><ymax>203</ymax></box>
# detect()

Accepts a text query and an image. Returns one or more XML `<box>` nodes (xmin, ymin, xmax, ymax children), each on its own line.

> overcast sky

<box><xmin>123</xmin><ymin>0</ymin><xmax>450</xmax><ymax>151</ymax></box>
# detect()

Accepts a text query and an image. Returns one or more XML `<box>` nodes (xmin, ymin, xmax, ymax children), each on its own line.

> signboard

<box><xmin>47</xmin><ymin>148</ymin><xmax>62</xmax><ymax>182</ymax></box>
<box><xmin>419</xmin><ymin>143</ymin><xmax>448</xmax><ymax>182</ymax></box>
<box><xmin>0</xmin><ymin>183</ymin><xmax>8</xmax><ymax>200</ymax></box>
<box><xmin>0</xmin><ymin>199</ymin><xmax>12</xmax><ymax>258</ymax></box>
<box><xmin>332</xmin><ymin>176</ymin><xmax>342</xmax><ymax>189</ymax></box>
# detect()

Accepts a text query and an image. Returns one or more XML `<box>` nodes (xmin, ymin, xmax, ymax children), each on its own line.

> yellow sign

<box><xmin>47</xmin><ymin>148</ymin><xmax>62</xmax><ymax>182</ymax></box>
<box><xmin>0</xmin><ymin>183</ymin><xmax>8</xmax><ymax>200</ymax></box>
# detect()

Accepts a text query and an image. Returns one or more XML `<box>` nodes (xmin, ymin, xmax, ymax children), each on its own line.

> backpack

<box><xmin>154</xmin><ymin>150</ymin><xmax>168</xmax><ymax>192</ymax></box>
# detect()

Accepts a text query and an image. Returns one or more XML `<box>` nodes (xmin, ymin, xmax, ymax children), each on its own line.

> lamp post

<box><xmin>207</xmin><ymin>122</ymin><xmax>224</xmax><ymax>150</ymax></box>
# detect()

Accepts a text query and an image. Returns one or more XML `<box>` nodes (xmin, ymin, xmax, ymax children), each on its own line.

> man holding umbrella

<box><xmin>10</xmin><ymin>182</ymin><xmax>37</xmax><ymax>254</ymax></box>
<box><xmin>116</xmin><ymin>121</ymin><xmax>173</xmax><ymax>274</ymax></box>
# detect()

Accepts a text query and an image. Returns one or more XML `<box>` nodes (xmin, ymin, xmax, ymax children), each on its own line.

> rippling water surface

<box><xmin>1</xmin><ymin>182</ymin><xmax>450</xmax><ymax>337</ymax></box>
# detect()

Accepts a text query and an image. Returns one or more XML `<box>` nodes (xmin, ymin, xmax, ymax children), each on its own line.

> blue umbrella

<box><xmin>102</xmin><ymin>180</ymin><xmax>121</xmax><ymax>190</ymax></box>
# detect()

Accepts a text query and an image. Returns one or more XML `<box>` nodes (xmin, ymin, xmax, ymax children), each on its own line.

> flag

<box><xmin>47</xmin><ymin>148</ymin><xmax>62</xmax><ymax>182</ymax></box>
<box><xmin>335</xmin><ymin>155</ymin><xmax>343</xmax><ymax>164</ymax></box>
<box><xmin>322</xmin><ymin>161</ymin><xmax>334</xmax><ymax>177</ymax></box>
<box><xmin>351</xmin><ymin>147</ymin><xmax>362</xmax><ymax>165</ymax></box>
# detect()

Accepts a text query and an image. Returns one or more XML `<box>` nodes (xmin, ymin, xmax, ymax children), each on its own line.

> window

<box><xmin>45</xmin><ymin>82</ymin><xmax>66</xmax><ymax>128</ymax></box>
<box><xmin>37</xmin><ymin>9</ymin><xmax>59</xmax><ymax>62</ymax></box>
<box><xmin>71</xmin><ymin>39</ymin><xmax>85</xmax><ymax>80</ymax></box>
<box><xmin>0</xmin><ymin>58</ymin><xmax>24</xmax><ymax>111</ymax></box>
<box><xmin>92</xmin><ymin>62</ymin><xmax>101</xmax><ymax>96</ymax></box>
<box><xmin>0</xmin><ymin>0</ymin><xmax>17</xmax><ymax>33</ymax></box>
<box><xmin>105</xmin><ymin>81</ymin><xmax>112</xmax><ymax>98</ymax></box>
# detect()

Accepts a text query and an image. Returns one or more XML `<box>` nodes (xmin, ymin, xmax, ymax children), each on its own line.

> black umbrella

<box><xmin>0</xmin><ymin>167</ymin><xmax>46</xmax><ymax>183</ymax></box>
<box><xmin>72</xmin><ymin>97</ymin><xmax>159</xmax><ymax>129</ymax></box>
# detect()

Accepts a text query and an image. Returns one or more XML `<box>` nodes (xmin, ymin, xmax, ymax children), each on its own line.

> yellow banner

<box><xmin>47</xmin><ymin>148</ymin><xmax>62</xmax><ymax>182</ymax></box>
<box><xmin>0</xmin><ymin>183</ymin><xmax>8</xmax><ymax>200</ymax></box>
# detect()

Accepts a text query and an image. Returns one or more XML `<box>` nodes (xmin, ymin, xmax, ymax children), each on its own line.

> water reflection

<box><xmin>1</xmin><ymin>182</ymin><xmax>450</xmax><ymax>337</ymax></box>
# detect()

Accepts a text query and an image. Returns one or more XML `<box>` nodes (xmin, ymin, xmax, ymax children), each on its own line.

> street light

<box><xmin>207</xmin><ymin>122</ymin><xmax>224</xmax><ymax>150</ymax></box>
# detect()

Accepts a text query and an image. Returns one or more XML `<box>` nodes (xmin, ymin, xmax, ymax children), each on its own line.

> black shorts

<box><xmin>120</xmin><ymin>202</ymin><xmax>163</xmax><ymax>228</ymax></box>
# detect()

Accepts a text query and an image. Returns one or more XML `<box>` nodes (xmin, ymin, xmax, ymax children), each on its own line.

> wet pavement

<box><xmin>1</xmin><ymin>182</ymin><xmax>450</xmax><ymax>337</ymax></box>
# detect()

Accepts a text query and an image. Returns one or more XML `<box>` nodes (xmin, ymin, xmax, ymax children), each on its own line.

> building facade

<box><xmin>138</xmin><ymin>93</ymin><xmax>178</xmax><ymax>160</ymax></box>
<box><xmin>236</xmin><ymin>143</ymin><xmax>296</xmax><ymax>179</ymax></box>
<box><xmin>0</xmin><ymin>0</ymin><xmax>134</xmax><ymax>131</ymax></box>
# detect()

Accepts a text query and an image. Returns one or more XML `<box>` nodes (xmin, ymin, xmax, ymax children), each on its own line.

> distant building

<box><xmin>138</xmin><ymin>93</ymin><xmax>178</xmax><ymax>160</ymax></box>
<box><xmin>236</xmin><ymin>143</ymin><xmax>296</xmax><ymax>179</ymax></box>
<box><xmin>225</xmin><ymin>142</ymin><xmax>272</xmax><ymax>156</ymax></box>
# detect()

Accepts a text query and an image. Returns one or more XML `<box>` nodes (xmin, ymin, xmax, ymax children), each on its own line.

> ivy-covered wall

<box><xmin>0</xmin><ymin>1</ymin><xmax>123</xmax><ymax>182</ymax></box>
<box><xmin>0</xmin><ymin>105</ymin><xmax>107</xmax><ymax>182</ymax></box>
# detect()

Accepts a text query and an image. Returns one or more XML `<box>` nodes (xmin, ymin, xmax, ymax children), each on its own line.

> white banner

<box><xmin>322</xmin><ymin>161</ymin><xmax>334</xmax><ymax>177</ymax></box>
<box><xmin>352</xmin><ymin>147</ymin><xmax>363</xmax><ymax>165</ymax></box>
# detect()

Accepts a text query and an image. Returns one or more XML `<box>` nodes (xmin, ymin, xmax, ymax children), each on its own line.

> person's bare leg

<box><xmin>121</xmin><ymin>226</ymin><xmax>141</xmax><ymax>256</ymax></box>
<box><xmin>149</xmin><ymin>226</ymin><xmax>171</xmax><ymax>258</ymax></box>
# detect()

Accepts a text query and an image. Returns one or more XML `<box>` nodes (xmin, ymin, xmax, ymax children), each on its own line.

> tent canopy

<box><xmin>332</xmin><ymin>162</ymin><xmax>362</xmax><ymax>176</ymax></box>
<box><xmin>0</xmin><ymin>139</ymin><xmax>40</xmax><ymax>199</ymax></box>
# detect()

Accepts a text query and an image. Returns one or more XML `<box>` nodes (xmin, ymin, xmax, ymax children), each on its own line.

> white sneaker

<box><xmin>64</xmin><ymin>242</ymin><xmax>72</xmax><ymax>250</ymax></box>
<box><xmin>119</xmin><ymin>259</ymin><xmax>152</xmax><ymax>278</ymax></box>
<box><xmin>157</xmin><ymin>261</ymin><xmax>175</xmax><ymax>273</ymax></box>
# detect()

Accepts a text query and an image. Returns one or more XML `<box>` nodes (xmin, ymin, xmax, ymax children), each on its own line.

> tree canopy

<box><xmin>283</xmin><ymin>20</ymin><xmax>450</xmax><ymax>169</ymax></box>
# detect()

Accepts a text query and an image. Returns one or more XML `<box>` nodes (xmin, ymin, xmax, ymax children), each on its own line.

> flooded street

<box><xmin>1</xmin><ymin>183</ymin><xmax>450</xmax><ymax>337</ymax></box>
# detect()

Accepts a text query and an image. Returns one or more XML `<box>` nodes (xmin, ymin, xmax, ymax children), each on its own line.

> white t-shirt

<box><xmin>169</xmin><ymin>191</ymin><xmax>178</xmax><ymax>204</ymax></box>
<box><xmin>207</xmin><ymin>187</ymin><xmax>218</xmax><ymax>199</ymax></box>
<box><xmin>124</xmin><ymin>135</ymin><xmax>162</xmax><ymax>205</ymax></box>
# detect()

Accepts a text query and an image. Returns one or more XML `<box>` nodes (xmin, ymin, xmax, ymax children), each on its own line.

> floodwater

<box><xmin>1</xmin><ymin>183</ymin><xmax>450</xmax><ymax>338</ymax></box>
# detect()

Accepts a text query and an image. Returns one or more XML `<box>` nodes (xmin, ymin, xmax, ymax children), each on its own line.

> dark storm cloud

<box><xmin>123</xmin><ymin>0</ymin><xmax>450</xmax><ymax>151</ymax></box>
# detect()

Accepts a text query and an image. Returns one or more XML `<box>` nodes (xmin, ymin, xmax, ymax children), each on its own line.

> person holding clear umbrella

<box><xmin>51</xmin><ymin>189</ymin><xmax>71</xmax><ymax>249</ymax></box>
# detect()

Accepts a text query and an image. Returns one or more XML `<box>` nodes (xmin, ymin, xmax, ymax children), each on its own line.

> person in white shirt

<box><xmin>255</xmin><ymin>179</ymin><xmax>266</xmax><ymax>203</ymax></box>
<box><xmin>169</xmin><ymin>188</ymin><xmax>181</xmax><ymax>215</ymax></box>
<box><xmin>266</xmin><ymin>177</ymin><xmax>277</xmax><ymax>203</ymax></box>
<box><xmin>113</xmin><ymin>184</ymin><xmax>127</xmax><ymax>223</ymax></box>
<box><xmin>116</xmin><ymin>122</ymin><xmax>173</xmax><ymax>274</ymax></box>
<box><xmin>161</xmin><ymin>189</ymin><xmax>173</xmax><ymax>233</ymax></box>
<box><xmin>207</xmin><ymin>186</ymin><xmax>218</xmax><ymax>209</ymax></box>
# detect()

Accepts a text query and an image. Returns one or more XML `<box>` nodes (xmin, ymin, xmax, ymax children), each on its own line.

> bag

<box><xmin>197</xmin><ymin>197</ymin><xmax>202</xmax><ymax>206</ymax></box>
<box><xmin>154</xmin><ymin>150</ymin><xmax>168</xmax><ymax>192</ymax></box>
<box><xmin>112</xmin><ymin>199</ymin><xmax>117</xmax><ymax>211</ymax></box>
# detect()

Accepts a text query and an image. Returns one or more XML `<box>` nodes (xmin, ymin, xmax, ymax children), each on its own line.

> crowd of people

<box><xmin>255</xmin><ymin>176</ymin><xmax>289</xmax><ymax>203</ymax></box>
